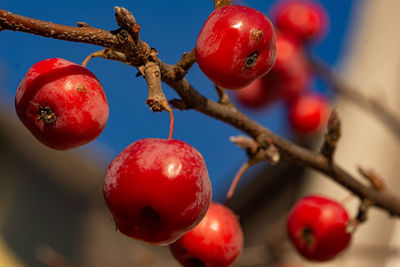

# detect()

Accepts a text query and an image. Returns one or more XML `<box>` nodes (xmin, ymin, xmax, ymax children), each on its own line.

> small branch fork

<box><xmin>2</xmin><ymin>7</ymin><xmax>400</xmax><ymax>217</ymax></box>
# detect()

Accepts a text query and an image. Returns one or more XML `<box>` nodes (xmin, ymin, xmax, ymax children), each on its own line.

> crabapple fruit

<box><xmin>232</xmin><ymin>76</ymin><xmax>277</xmax><ymax>109</ymax></box>
<box><xmin>273</xmin><ymin>0</ymin><xmax>328</xmax><ymax>42</ymax></box>
<box><xmin>170</xmin><ymin>202</ymin><xmax>243</xmax><ymax>267</ymax></box>
<box><xmin>196</xmin><ymin>5</ymin><xmax>276</xmax><ymax>89</ymax></box>
<box><xmin>288</xmin><ymin>94</ymin><xmax>329</xmax><ymax>134</ymax></box>
<box><xmin>287</xmin><ymin>195</ymin><xmax>351</xmax><ymax>261</ymax></box>
<box><xmin>15</xmin><ymin>58</ymin><xmax>109</xmax><ymax>150</ymax></box>
<box><xmin>103</xmin><ymin>138</ymin><xmax>212</xmax><ymax>246</ymax></box>
<box><xmin>267</xmin><ymin>32</ymin><xmax>310</xmax><ymax>101</ymax></box>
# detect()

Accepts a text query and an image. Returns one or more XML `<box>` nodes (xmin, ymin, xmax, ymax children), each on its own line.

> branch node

<box><xmin>358</xmin><ymin>166</ymin><xmax>386</xmax><ymax>192</ymax></box>
<box><xmin>320</xmin><ymin>109</ymin><xmax>341</xmax><ymax>161</ymax></box>
<box><xmin>214</xmin><ymin>0</ymin><xmax>232</xmax><ymax>9</ymax></box>
<box><xmin>77</xmin><ymin>22</ymin><xmax>90</xmax><ymax>27</ymax></box>
<box><xmin>347</xmin><ymin>199</ymin><xmax>373</xmax><ymax>234</ymax></box>
<box><xmin>215</xmin><ymin>85</ymin><xmax>231</xmax><ymax>105</ymax></box>
<box><xmin>230</xmin><ymin>135</ymin><xmax>280</xmax><ymax>165</ymax></box>
<box><xmin>169</xmin><ymin>99</ymin><xmax>189</xmax><ymax>110</ymax></box>
<box><xmin>144</xmin><ymin>61</ymin><xmax>167</xmax><ymax>113</ymax></box>
<box><xmin>114</xmin><ymin>6</ymin><xmax>140</xmax><ymax>36</ymax></box>
<box><xmin>230</xmin><ymin>135</ymin><xmax>258</xmax><ymax>154</ymax></box>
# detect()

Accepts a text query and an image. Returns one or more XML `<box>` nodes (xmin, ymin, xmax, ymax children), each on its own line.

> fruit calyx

<box><xmin>30</xmin><ymin>101</ymin><xmax>57</xmax><ymax>124</ymax></box>
<box><xmin>188</xmin><ymin>257</ymin><xmax>205</xmax><ymax>267</ymax></box>
<box><xmin>302</xmin><ymin>226</ymin><xmax>314</xmax><ymax>247</ymax></box>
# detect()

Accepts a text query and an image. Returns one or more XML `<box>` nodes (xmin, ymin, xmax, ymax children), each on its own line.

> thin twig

<box><xmin>144</xmin><ymin>58</ymin><xmax>166</xmax><ymax>112</ymax></box>
<box><xmin>82</xmin><ymin>50</ymin><xmax>106</xmax><ymax>67</ymax></box>
<box><xmin>215</xmin><ymin>85</ymin><xmax>232</xmax><ymax>105</ymax></box>
<box><xmin>171</xmin><ymin>49</ymin><xmax>196</xmax><ymax>80</ymax></box>
<box><xmin>359</xmin><ymin>166</ymin><xmax>386</xmax><ymax>192</ymax></box>
<box><xmin>309</xmin><ymin>56</ymin><xmax>400</xmax><ymax>143</ymax></box>
<box><xmin>82</xmin><ymin>49</ymin><xmax>129</xmax><ymax>67</ymax></box>
<box><xmin>226</xmin><ymin>161</ymin><xmax>251</xmax><ymax>204</ymax></box>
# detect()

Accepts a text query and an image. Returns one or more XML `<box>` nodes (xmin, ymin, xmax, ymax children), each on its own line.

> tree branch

<box><xmin>309</xmin><ymin>56</ymin><xmax>400</xmax><ymax>143</ymax></box>
<box><xmin>2</xmin><ymin>7</ymin><xmax>400</xmax><ymax>217</ymax></box>
<box><xmin>0</xmin><ymin>9</ymin><xmax>118</xmax><ymax>47</ymax></box>
<box><xmin>0</xmin><ymin>7</ymin><xmax>150</xmax><ymax>67</ymax></box>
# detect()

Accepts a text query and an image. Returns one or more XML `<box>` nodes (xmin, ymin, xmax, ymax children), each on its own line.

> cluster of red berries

<box><xmin>15</xmin><ymin>57</ymin><xmax>243</xmax><ymax>265</ymax></box>
<box><xmin>13</xmin><ymin>2</ymin><xmax>349</xmax><ymax>266</ymax></box>
<box><xmin>231</xmin><ymin>0</ymin><xmax>331</xmax><ymax>135</ymax></box>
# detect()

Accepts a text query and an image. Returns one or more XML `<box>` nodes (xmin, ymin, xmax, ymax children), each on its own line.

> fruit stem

<box><xmin>226</xmin><ymin>161</ymin><xmax>251</xmax><ymax>204</ymax></box>
<box><xmin>161</xmin><ymin>99</ymin><xmax>174</xmax><ymax>140</ymax></box>
<box><xmin>81</xmin><ymin>50</ymin><xmax>106</xmax><ymax>67</ymax></box>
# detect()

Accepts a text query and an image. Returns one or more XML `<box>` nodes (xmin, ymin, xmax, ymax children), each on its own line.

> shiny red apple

<box><xmin>15</xmin><ymin>58</ymin><xmax>109</xmax><ymax>150</ymax></box>
<box><xmin>103</xmin><ymin>138</ymin><xmax>212</xmax><ymax>245</ymax></box>
<box><xmin>196</xmin><ymin>5</ymin><xmax>276</xmax><ymax>89</ymax></box>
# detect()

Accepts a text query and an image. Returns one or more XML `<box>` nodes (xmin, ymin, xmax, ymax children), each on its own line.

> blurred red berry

<box><xmin>232</xmin><ymin>76</ymin><xmax>277</xmax><ymax>109</ymax></box>
<box><xmin>288</xmin><ymin>94</ymin><xmax>329</xmax><ymax>134</ymax></box>
<box><xmin>273</xmin><ymin>0</ymin><xmax>329</xmax><ymax>42</ymax></box>
<box><xmin>170</xmin><ymin>202</ymin><xmax>243</xmax><ymax>267</ymax></box>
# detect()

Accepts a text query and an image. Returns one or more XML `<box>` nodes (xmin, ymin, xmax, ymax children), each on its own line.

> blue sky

<box><xmin>0</xmin><ymin>0</ymin><xmax>357</xmax><ymax>200</ymax></box>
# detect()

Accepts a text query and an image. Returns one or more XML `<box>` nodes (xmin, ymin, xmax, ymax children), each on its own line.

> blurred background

<box><xmin>1</xmin><ymin>0</ymin><xmax>400</xmax><ymax>266</ymax></box>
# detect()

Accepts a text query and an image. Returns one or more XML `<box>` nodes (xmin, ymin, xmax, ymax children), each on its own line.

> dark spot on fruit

<box><xmin>188</xmin><ymin>257</ymin><xmax>205</xmax><ymax>267</ymax></box>
<box><xmin>140</xmin><ymin>206</ymin><xmax>161</xmax><ymax>223</ymax></box>
<box><xmin>30</xmin><ymin>102</ymin><xmax>57</xmax><ymax>124</ymax></box>
<box><xmin>76</xmin><ymin>83</ymin><xmax>87</xmax><ymax>93</ymax></box>
<box><xmin>250</xmin><ymin>29</ymin><xmax>263</xmax><ymax>41</ymax></box>
<box><xmin>302</xmin><ymin>226</ymin><xmax>314</xmax><ymax>247</ymax></box>
<box><xmin>244</xmin><ymin>51</ymin><xmax>259</xmax><ymax>70</ymax></box>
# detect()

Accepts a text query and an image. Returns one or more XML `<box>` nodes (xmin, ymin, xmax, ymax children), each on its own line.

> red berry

<box><xmin>233</xmin><ymin>33</ymin><xmax>309</xmax><ymax>109</ymax></box>
<box><xmin>288</xmin><ymin>94</ymin><xmax>329</xmax><ymax>134</ymax></box>
<box><xmin>287</xmin><ymin>195</ymin><xmax>351</xmax><ymax>261</ymax></box>
<box><xmin>273</xmin><ymin>0</ymin><xmax>328</xmax><ymax>42</ymax></box>
<box><xmin>196</xmin><ymin>5</ymin><xmax>276</xmax><ymax>89</ymax></box>
<box><xmin>232</xmin><ymin>76</ymin><xmax>277</xmax><ymax>109</ymax></box>
<box><xmin>268</xmin><ymin>32</ymin><xmax>310</xmax><ymax>101</ymax></box>
<box><xmin>170</xmin><ymin>202</ymin><xmax>243</xmax><ymax>267</ymax></box>
<box><xmin>15</xmin><ymin>58</ymin><xmax>109</xmax><ymax>150</ymax></box>
<box><xmin>103</xmin><ymin>138</ymin><xmax>212</xmax><ymax>246</ymax></box>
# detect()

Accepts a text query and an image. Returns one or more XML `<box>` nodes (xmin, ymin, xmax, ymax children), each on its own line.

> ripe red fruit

<box><xmin>273</xmin><ymin>0</ymin><xmax>328</xmax><ymax>42</ymax></box>
<box><xmin>196</xmin><ymin>5</ymin><xmax>277</xmax><ymax>90</ymax></box>
<box><xmin>267</xmin><ymin>32</ymin><xmax>310</xmax><ymax>101</ymax></box>
<box><xmin>103</xmin><ymin>138</ymin><xmax>212</xmax><ymax>246</ymax></box>
<box><xmin>15</xmin><ymin>58</ymin><xmax>109</xmax><ymax>150</ymax></box>
<box><xmin>233</xmin><ymin>33</ymin><xmax>309</xmax><ymax>109</ymax></box>
<box><xmin>170</xmin><ymin>202</ymin><xmax>243</xmax><ymax>267</ymax></box>
<box><xmin>287</xmin><ymin>195</ymin><xmax>351</xmax><ymax>261</ymax></box>
<box><xmin>232</xmin><ymin>76</ymin><xmax>276</xmax><ymax>109</ymax></box>
<box><xmin>288</xmin><ymin>94</ymin><xmax>329</xmax><ymax>134</ymax></box>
